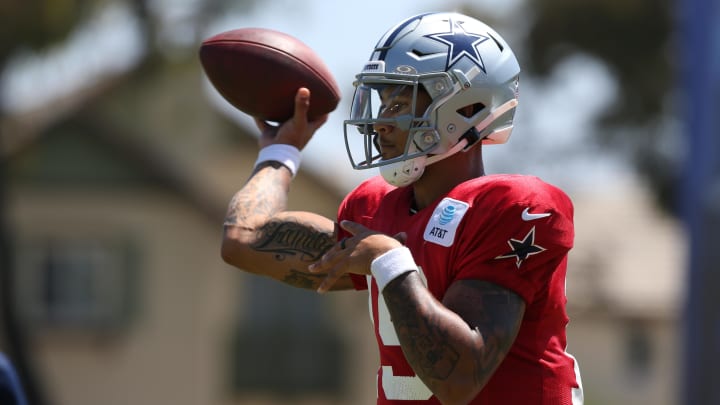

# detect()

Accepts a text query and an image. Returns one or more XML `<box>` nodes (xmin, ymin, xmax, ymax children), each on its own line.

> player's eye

<box><xmin>379</xmin><ymin>102</ymin><xmax>407</xmax><ymax>116</ymax></box>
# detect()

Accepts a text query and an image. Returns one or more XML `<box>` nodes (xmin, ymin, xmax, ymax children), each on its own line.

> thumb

<box><xmin>293</xmin><ymin>87</ymin><xmax>311</xmax><ymax>120</ymax></box>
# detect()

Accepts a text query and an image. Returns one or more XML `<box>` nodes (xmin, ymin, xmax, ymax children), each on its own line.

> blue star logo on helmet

<box><xmin>426</xmin><ymin>18</ymin><xmax>489</xmax><ymax>73</ymax></box>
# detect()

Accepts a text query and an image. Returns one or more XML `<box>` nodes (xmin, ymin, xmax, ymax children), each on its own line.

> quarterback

<box><xmin>221</xmin><ymin>12</ymin><xmax>584</xmax><ymax>404</ymax></box>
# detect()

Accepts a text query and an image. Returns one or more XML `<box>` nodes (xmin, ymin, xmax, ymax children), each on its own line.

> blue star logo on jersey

<box><xmin>426</xmin><ymin>18</ymin><xmax>489</xmax><ymax>72</ymax></box>
<box><xmin>495</xmin><ymin>227</ymin><xmax>546</xmax><ymax>268</ymax></box>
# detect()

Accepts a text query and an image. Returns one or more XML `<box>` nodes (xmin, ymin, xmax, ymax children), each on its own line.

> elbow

<box><xmin>220</xmin><ymin>227</ymin><xmax>250</xmax><ymax>269</ymax></box>
<box><xmin>220</xmin><ymin>235</ymin><xmax>236</xmax><ymax>266</ymax></box>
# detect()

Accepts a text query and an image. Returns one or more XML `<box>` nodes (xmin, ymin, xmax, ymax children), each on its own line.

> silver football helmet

<box><xmin>343</xmin><ymin>12</ymin><xmax>520</xmax><ymax>187</ymax></box>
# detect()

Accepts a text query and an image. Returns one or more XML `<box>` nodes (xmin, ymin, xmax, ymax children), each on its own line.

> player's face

<box><xmin>375</xmin><ymin>85</ymin><xmax>432</xmax><ymax>160</ymax></box>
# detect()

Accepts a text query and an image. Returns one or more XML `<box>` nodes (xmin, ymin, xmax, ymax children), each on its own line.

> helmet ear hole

<box><xmin>457</xmin><ymin>103</ymin><xmax>485</xmax><ymax>118</ymax></box>
<box><xmin>413</xmin><ymin>131</ymin><xmax>439</xmax><ymax>152</ymax></box>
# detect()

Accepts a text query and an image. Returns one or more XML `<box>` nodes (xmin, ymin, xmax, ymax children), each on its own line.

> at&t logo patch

<box><xmin>423</xmin><ymin>198</ymin><xmax>470</xmax><ymax>247</ymax></box>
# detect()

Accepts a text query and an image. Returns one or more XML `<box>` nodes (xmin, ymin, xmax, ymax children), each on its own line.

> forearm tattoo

<box><xmin>404</xmin><ymin>312</ymin><xmax>460</xmax><ymax>380</ymax></box>
<box><xmin>252</xmin><ymin>219</ymin><xmax>335</xmax><ymax>262</ymax></box>
<box><xmin>283</xmin><ymin>269</ymin><xmax>327</xmax><ymax>289</ymax></box>
<box><xmin>223</xmin><ymin>162</ymin><xmax>339</xmax><ymax>290</ymax></box>
<box><xmin>461</xmin><ymin>283</ymin><xmax>523</xmax><ymax>386</ymax></box>
<box><xmin>384</xmin><ymin>277</ymin><xmax>523</xmax><ymax>386</ymax></box>
<box><xmin>384</xmin><ymin>282</ymin><xmax>461</xmax><ymax>380</ymax></box>
<box><xmin>251</xmin><ymin>219</ymin><xmax>336</xmax><ymax>289</ymax></box>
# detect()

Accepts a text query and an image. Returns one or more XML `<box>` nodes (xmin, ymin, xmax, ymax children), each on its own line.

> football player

<box><xmin>221</xmin><ymin>12</ymin><xmax>583</xmax><ymax>404</ymax></box>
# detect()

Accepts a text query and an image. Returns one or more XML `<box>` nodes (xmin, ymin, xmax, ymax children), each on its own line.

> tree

<box><xmin>523</xmin><ymin>0</ymin><xmax>677</xmax><ymax>213</ymax></box>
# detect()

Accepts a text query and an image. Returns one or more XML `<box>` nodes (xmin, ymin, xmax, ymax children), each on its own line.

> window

<box><xmin>14</xmin><ymin>236</ymin><xmax>140</xmax><ymax>331</ymax></box>
<box><xmin>229</xmin><ymin>276</ymin><xmax>346</xmax><ymax>396</ymax></box>
<box><xmin>624</xmin><ymin>320</ymin><xmax>654</xmax><ymax>381</ymax></box>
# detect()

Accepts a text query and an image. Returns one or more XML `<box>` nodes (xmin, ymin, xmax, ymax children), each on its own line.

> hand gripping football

<box><xmin>199</xmin><ymin>28</ymin><xmax>341</xmax><ymax>122</ymax></box>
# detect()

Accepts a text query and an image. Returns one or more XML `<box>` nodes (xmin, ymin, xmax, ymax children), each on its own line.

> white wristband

<box><xmin>254</xmin><ymin>144</ymin><xmax>301</xmax><ymax>177</ymax></box>
<box><xmin>371</xmin><ymin>247</ymin><xmax>418</xmax><ymax>293</ymax></box>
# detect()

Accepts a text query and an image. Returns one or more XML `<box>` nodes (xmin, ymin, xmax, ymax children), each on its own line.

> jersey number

<box><xmin>369</xmin><ymin>270</ymin><xmax>433</xmax><ymax>401</ymax></box>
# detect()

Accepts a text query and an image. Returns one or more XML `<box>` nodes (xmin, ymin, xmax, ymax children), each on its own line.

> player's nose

<box><xmin>374</xmin><ymin>121</ymin><xmax>393</xmax><ymax>135</ymax></box>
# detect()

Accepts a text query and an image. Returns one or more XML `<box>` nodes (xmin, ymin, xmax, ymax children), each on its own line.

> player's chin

<box><xmin>379</xmin><ymin>147</ymin><xmax>401</xmax><ymax>160</ymax></box>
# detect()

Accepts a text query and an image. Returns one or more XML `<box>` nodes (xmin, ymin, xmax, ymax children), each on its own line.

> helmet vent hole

<box><xmin>487</xmin><ymin>32</ymin><xmax>504</xmax><ymax>51</ymax></box>
<box><xmin>411</xmin><ymin>49</ymin><xmax>433</xmax><ymax>57</ymax></box>
<box><xmin>457</xmin><ymin>103</ymin><xmax>485</xmax><ymax>118</ymax></box>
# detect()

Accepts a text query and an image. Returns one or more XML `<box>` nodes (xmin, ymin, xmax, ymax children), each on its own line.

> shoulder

<box><xmin>457</xmin><ymin>174</ymin><xmax>573</xmax><ymax>215</ymax></box>
<box><xmin>343</xmin><ymin>176</ymin><xmax>396</xmax><ymax>205</ymax></box>
<box><xmin>452</xmin><ymin>174</ymin><xmax>574</xmax><ymax>248</ymax></box>
<box><xmin>464</xmin><ymin>174</ymin><xmax>570</xmax><ymax>199</ymax></box>
<box><xmin>448</xmin><ymin>175</ymin><xmax>575</xmax><ymax>288</ymax></box>
<box><xmin>339</xmin><ymin>176</ymin><xmax>397</xmax><ymax>219</ymax></box>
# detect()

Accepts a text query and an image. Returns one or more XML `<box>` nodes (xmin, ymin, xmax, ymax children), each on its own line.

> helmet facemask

<box><xmin>344</xmin><ymin>69</ymin><xmax>465</xmax><ymax>186</ymax></box>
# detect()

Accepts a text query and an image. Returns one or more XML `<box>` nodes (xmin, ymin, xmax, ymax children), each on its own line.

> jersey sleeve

<box><xmin>452</xmin><ymin>179</ymin><xmax>574</xmax><ymax>304</ymax></box>
<box><xmin>337</xmin><ymin>179</ymin><xmax>389</xmax><ymax>291</ymax></box>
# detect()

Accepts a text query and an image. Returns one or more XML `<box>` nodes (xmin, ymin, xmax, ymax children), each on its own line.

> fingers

<box><xmin>316</xmin><ymin>266</ymin><xmax>345</xmax><ymax>294</ymax></box>
<box><xmin>254</xmin><ymin>87</ymin><xmax>313</xmax><ymax>147</ymax></box>
<box><xmin>341</xmin><ymin>220</ymin><xmax>407</xmax><ymax>245</ymax></box>
<box><xmin>290</xmin><ymin>87</ymin><xmax>327</xmax><ymax>129</ymax></box>
<box><xmin>308</xmin><ymin>237</ymin><xmax>348</xmax><ymax>293</ymax></box>
<box><xmin>255</xmin><ymin>87</ymin><xmax>324</xmax><ymax>151</ymax></box>
<box><xmin>309</xmin><ymin>223</ymin><xmax>407</xmax><ymax>294</ymax></box>
<box><xmin>340</xmin><ymin>220</ymin><xmax>366</xmax><ymax>236</ymax></box>
<box><xmin>293</xmin><ymin>87</ymin><xmax>311</xmax><ymax>121</ymax></box>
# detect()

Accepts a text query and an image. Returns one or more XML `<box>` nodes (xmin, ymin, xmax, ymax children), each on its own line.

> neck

<box><xmin>411</xmin><ymin>145</ymin><xmax>485</xmax><ymax>210</ymax></box>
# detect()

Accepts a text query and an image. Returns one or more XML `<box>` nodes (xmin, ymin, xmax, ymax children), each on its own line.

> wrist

<box><xmin>254</xmin><ymin>144</ymin><xmax>301</xmax><ymax>177</ymax></box>
<box><xmin>371</xmin><ymin>247</ymin><xmax>418</xmax><ymax>293</ymax></box>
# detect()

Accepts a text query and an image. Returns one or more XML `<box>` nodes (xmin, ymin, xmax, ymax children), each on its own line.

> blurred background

<box><xmin>0</xmin><ymin>0</ymin><xmax>717</xmax><ymax>404</ymax></box>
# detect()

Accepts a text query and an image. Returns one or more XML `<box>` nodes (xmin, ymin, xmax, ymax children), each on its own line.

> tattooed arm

<box><xmin>384</xmin><ymin>274</ymin><xmax>525</xmax><ymax>404</ymax></box>
<box><xmin>221</xmin><ymin>161</ymin><xmax>354</xmax><ymax>290</ymax></box>
<box><xmin>221</xmin><ymin>87</ymin><xmax>354</xmax><ymax>291</ymax></box>
<box><xmin>307</xmin><ymin>220</ymin><xmax>525</xmax><ymax>399</ymax></box>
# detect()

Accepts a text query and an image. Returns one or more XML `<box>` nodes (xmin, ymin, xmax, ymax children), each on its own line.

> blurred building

<box><xmin>1</xmin><ymin>62</ymin><xmax>375</xmax><ymax>405</ymax></box>
<box><xmin>1</xmin><ymin>60</ymin><xmax>684</xmax><ymax>405</ymax></box>
<box><xmin>568</xmin><ymin>184</ymin><xmax>685</xmax><ymax>405</ymax></box>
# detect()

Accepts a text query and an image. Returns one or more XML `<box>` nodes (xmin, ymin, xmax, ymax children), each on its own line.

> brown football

<box><xmin>199</xmin><ymin>28</ymin><xmax>341</xmax><ymax>122</ymax></box>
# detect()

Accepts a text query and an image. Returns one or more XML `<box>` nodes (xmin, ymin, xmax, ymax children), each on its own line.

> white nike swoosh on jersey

<box><xmin>521</xmin><ymin>207</ymin><xmax>552</xmax><ymax>221</ymax></box>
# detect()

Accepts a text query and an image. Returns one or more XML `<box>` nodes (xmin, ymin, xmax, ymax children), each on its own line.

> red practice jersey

<box><xmin>339</xmin><ymin>174</ymin><xmax>583</xmax><ymax>405</ymax></box>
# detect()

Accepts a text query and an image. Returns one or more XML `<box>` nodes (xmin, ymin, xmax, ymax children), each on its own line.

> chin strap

<box><xmin>477</xmin><ymin>98</ymin><xmax>518</xmax><ymax>140</ymax></box>
<box><xmin>426</xmin><ymin>97</ymin><xmax>519</xmax><ymax>167</ymax></box>
<box><xmin>422</xmin><ymin>98</ymin><xmax>519</xmax><ymax>168</ymax></box>
<box><xmin>425</xmin><ymin>138</ymin><xmax>469</xmax><ymax>166</ymax></box>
